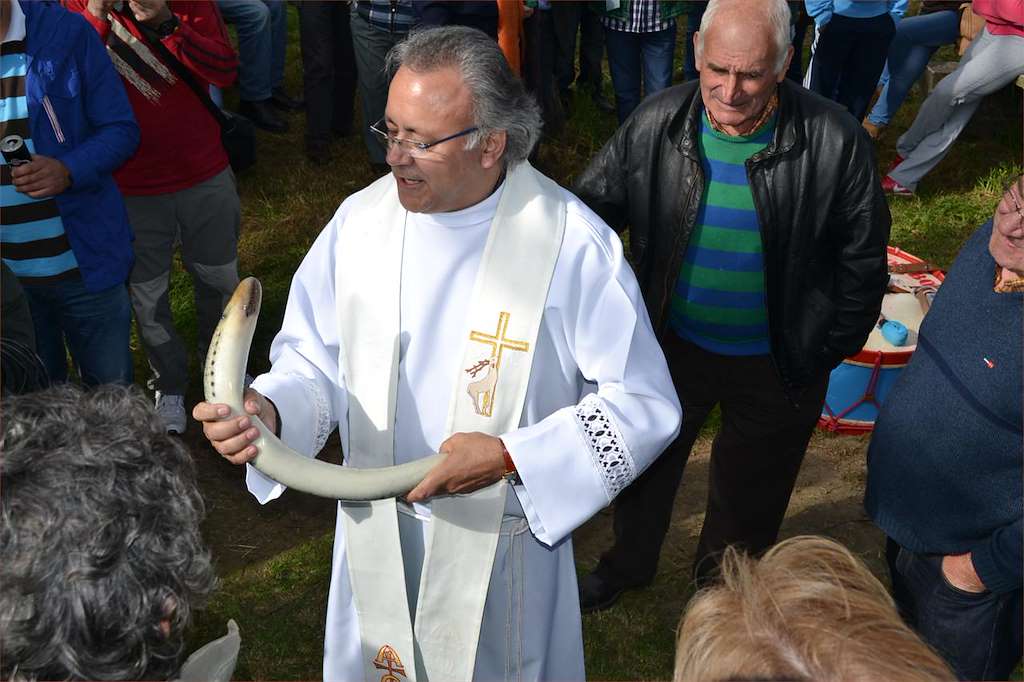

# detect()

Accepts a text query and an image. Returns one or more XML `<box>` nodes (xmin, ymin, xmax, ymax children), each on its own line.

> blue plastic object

<box><xmin>880</xmin><ymin>320</ymin><xmax>908</xmax><ymax>346</ymax></box>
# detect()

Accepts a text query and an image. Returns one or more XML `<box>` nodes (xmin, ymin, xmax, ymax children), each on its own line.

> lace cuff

<box><xmin>293</xmin><ymin>374</ymin><xmax>333</xmax><ymax>456</ymax></box>
<box><xmin>574</xmin><ymin>393</ymin><xmax>636</xmax><ymax>501</ymax></box>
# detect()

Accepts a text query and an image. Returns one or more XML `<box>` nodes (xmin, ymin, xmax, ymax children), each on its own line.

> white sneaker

<box><xmin>155</xmin><ymin>392</ymin><xmax>187</xmax><ymax>434</ymax></box>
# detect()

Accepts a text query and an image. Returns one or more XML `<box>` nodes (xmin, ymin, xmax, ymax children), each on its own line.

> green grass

<box><xmin>170</xmin><ymin>6</ymin><xmax>1023</xmax><ymax>680</ymax></box>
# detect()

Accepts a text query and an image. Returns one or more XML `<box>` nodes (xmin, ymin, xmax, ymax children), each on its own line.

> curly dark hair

<box><xmin>0</xmin><ymin>384</ymin><xmax>217</xmax><ymax>680</ymax></box>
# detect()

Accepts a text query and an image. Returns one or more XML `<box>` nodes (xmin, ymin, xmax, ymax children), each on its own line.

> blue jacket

<box><xmin>805</xmin><ymin>0</ymin><xmax>908</xmax><ymax>26</ymax></box>
<box><xmin>21</xmin><ymin>0</ymin><xmax>138</xmax><ymax>292</ymax></box>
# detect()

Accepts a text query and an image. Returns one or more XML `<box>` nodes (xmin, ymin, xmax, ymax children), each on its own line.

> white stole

<box><xmin>335</xmin><ymin>162</ymin><xmax>567</xmax><ymax>682</ymax></box>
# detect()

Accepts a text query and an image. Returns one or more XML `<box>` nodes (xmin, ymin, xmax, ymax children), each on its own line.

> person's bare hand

<box><xmin>405</xmin><ymin>432</ymin><xmax>506</xmax><ymax>503</ymax></box>
<box><xmin>86</xmin><ymin>0</ymin><xmax>119</xmax><ymax>20</ymax></box>
<box><xmin>128</xmin><ymin>0</ymin><xmax>172</xmax><ymax>27</ymax></box>
<box><xmin>11</xmin><ymin>156</ymin><xmax>71</xmax><ymax>198</ymax></box>
<box><xmin>193</xmin><ymin>389</ymin><xmax>278</xmax><ymax>465</ymax></box>
<box><xmin>941</xmin><ymin>553</ymin><xmax>986</xmax><ymax>593</ymax></box>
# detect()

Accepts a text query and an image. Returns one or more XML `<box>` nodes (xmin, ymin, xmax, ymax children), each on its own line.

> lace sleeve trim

<box><xmin>573</xmin><ymin>393</ymin><xmax>636</xmax><ymax>502</ymax></box>
<box><xmin>294</xmin><ymin>374</ymin><xmax>332</xmax><ymax>455</ymax></box>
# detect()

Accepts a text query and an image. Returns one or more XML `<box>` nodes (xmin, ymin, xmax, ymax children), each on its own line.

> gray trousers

<box><xmin>891</xmin><ymin>27</ymin><xmax>1024</xmax><ymax>191</ymax></box>
<box><xmin>125</xmin><ymin>168</ymin><xmax>240</xmax><ymax>394</ymax></box>
<box><xmin>350</xmin><ymin>10</ymin><xmax>405</xmax><ymax>165</ymax></box>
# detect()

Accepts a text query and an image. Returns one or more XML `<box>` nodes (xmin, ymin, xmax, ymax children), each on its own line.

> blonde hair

<box><xmin>674</xmin><ymin>536</ymin><xmax>954</xmax><ymax>682</ymax></box>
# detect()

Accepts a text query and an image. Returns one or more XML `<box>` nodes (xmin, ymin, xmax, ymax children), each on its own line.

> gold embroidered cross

<box><xmin>466</xmin><ymin>312</ymin><xmax>529</xmax><ymax>417</ymax></box>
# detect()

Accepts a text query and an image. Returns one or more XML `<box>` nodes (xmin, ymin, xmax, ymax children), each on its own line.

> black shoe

<box><xmin>578</xmin><ymin>570</ymin><xmax>649</xmax><ymax>614</ymax></box>
<box><xmin>239</xmin><ymin>99</ymin><xmax>289</xmax><ymax>133</ymax></box>
<box><xmin>271</xmin><ymin>87</ymin><xmax>304</xmax><ymax>111</ymax></box>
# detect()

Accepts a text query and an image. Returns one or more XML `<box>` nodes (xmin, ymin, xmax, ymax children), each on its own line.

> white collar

<box><xmin>3</xmin><ymin>0</ymin><xmax>26</xmax><ymax>44</ymax></box>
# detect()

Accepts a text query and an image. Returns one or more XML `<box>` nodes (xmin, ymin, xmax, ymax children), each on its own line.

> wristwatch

<box><xmin>153</xmin><ymin>13</ymin><xmax>179</xmax><ymax>38</ymax></box>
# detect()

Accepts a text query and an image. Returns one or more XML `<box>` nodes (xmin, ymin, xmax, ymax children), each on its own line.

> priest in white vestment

<box><xmin>196</xmin><ymin>26</ymin><xmax>681</xmax><ymax>682</ymax></box>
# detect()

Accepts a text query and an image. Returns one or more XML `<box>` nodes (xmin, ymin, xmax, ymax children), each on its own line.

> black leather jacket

<box><xmin>574</xmin><ymin>79</ymin><xmax>890</xmax><ymax>392</ymax></box>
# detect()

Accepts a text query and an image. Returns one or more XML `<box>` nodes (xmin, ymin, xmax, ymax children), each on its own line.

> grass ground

<box><xmin>173</xmin><ymin>7</ymin><xmax>1022</xmax><ymax>680</ymax></box>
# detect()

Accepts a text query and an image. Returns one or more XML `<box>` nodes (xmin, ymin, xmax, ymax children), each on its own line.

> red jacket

<box><xmin>66</xmin><ymin>0</ymin><xmax>238</xmax><ymax>194</ymax></box>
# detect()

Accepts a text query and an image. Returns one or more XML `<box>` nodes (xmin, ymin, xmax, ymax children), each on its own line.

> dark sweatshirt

<box><xmin>865</xmin><ymin>220</ymin><xmax>1022</xmax><ymax>594</ymax></box>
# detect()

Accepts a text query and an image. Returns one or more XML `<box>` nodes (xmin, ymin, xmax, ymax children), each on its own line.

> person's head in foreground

<box><xmin>378</xmin><ymin>25</ymin><xmax>542</xmax><ymax>214</ymax></box>
<box><xmin>992</xmin><ymin>174</ymin><xmax>1024</xmax><ymax>289</ymax></box>
<box><xmin>693</xmin><ymin>0</ymin><xmax>794</xmax><ymax>136</ymax></box>
<box><xmin>674</xmin><ymin>535</ymin><xmax>955</xmax><ymax>682</ymax></box>
<box><xmin>0</xmin><ymin>384</ymin><xmax>217</xmax><ymax>681</ymax></box>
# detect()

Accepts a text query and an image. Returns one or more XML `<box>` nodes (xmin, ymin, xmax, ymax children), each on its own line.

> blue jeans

<box><xmin>604</xmin><ymin>26</ymin><xmax>676</xmax><ymax>124</ymax></box>
<box><xmin>888</xmin><ymin>538</ymin><xmax>1023</xmax><ymax>680</ymax></box>
<box><xmin>217</xmin><ymin>0</ymin><xmax>287</xmax><ymax>101</ymax></box>
<box><xmin>805</xmin><ymin>13</ymin><xmax>895</xmax><ymax>122</ymax></box>
<box><xmin>867</xmin><ymin>10</ymin><xmax>958</xmax><ymax>127</ymax></box>
<box><xmin>22</xmin><ymin>279</ymin><xmax>132</xmax><ymax>386</ymax></box>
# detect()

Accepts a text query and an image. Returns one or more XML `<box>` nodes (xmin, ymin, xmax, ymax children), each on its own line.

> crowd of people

<box><xmin>1</xmin><ymin>0</ymin><xmax>1021</xmax><ymax>681</ymax></box>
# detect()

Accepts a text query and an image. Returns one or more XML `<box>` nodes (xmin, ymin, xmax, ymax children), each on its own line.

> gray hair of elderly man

<box><xmin>386</xmin><ymin>25</ymin><xmax>543</xmax><ymax>165</ymax></box>
<box><xmin>695</xmin><ymin>0</ymin><xmax>794</xmax><ymax>74</ymax></box>
<box><xmin>0</xmin><ymin>384</ymin><xmax>217</xmax><ymax>681</ymax></box>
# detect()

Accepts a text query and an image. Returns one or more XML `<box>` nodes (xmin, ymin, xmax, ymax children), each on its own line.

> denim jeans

<box><xmin>604</xmin><ymin>25</ymin><xmax>676</xmax><ymax>124</ymax></box>
<box><xmin>888</xmin><ymin>538</ymin><xmax>1023</xmax><ymax>680</ymax></box>
<box><xmin>217</xmin><ymin>0</ymin><xmax>287</xmax><ymax>101</ymax></box>
<box><xmin>805</xmin><ymin>12</ymin><xmax>895</xmax><ymax>122</ymax></box>
<box><xmin>350</xmin><ymin>9</ymin><xmax>404</xmax><ymax>165</ymax></box>
<box><xmin>866</xmin><ymin>10</ymin><xmax>958</xmax><ymax>127</ymax></box>
<box><xmin>22</xmin><ymin>279</ymin><xmax>132</xmax><ymax>386</ymax></box>
<box><xmin>890</xmin><ymin>27</ymin><xmax>1024</xmax><ymax>191</ymax></box>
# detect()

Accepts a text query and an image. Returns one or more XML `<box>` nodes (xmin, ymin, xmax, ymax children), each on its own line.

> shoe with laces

<box><xmin>155</xmin><ymin>392</ymin><xmax>187</xmax><ymax>434</ymax></box>
<box><xmin>882</xmin><ymin>174</ymin><xmax>914</xmax><ymax>196</ymax></box>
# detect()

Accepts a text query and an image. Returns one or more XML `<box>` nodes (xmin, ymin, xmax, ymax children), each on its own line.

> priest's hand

<box><xmin>405</xmin><ymin>432</ymin><xmax>506</xmax><ymax>502</ymax></box>
<box><xmin>193</xmin><ymin>389</ymin><xmax>278</xmax><ymax>465</ymax></box>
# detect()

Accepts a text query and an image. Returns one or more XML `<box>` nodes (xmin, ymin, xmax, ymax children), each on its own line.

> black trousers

<box><xmin>887</xmin><ymin>539</ymin><xmax>1024</xmax><ymax>680</ymax></box>
<box><xmin>806</xmin><ymin>12</ymin><xmax>895</xmax><ymax>122</ymax></box>
<box><xmin>550</xmin><ymin>1</ymin><xmax>604</xmax><ymax>94</ymax></box>
<box><xmin>597</xmin><ymin>332</ymin><xmax>829</xmax><ymax>586</ymax></box>
<box><xmin>296</xmin><ymin>1</ymin><xmax>357</xmax><ymax>148</ymax></box>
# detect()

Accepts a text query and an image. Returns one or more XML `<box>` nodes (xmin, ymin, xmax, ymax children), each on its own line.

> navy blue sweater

<box><xmin>865</xmin><ymin>220</ymin><xmax>1022</xmax><ymax>594</ymax></box>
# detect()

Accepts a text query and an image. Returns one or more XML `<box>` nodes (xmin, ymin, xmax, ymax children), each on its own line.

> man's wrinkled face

<box><xmin>384</xmin><ymin>66</ymin><xmax>500</xmax><ymax>214</ymax></box>
<box><xmin>695</xmin><ymin>17</ymin><xmax>791</xmax><ymax>136</ymax></box>
<box><xmin>991</xmin><ymin>176</ymin><xmax>1024</xmax><ymax>277</ymax></box>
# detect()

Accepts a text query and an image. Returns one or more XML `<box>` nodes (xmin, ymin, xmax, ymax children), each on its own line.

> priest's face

<box><xmin>384</xmin><ymin>66</ymin><xmax>505</xmax><ymax>214</ymax></box>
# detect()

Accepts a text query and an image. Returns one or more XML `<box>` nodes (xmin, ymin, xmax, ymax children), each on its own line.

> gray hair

<box><xmin>0</xmin><ymin>384</ymin><xmax>217</xmax><ymax>681</ymax></box>
<box><xmin>696</xmin><ymin>0</ymin><xmax>793</xmax><ymax>74</ymax></box>
<box><xmin>386</xmin><ymin>25</ymin><xmax>542</xmax><ymax>164</ymax></box>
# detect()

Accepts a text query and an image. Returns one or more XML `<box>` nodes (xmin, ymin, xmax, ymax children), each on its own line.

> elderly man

<box><xmin>0</xmin><ymin>385</ymin><xmax>226</xmax><ymax>680</ymax></box>
<box><xmin>865</xmin><ymin>176</ymin><xmax>1024</xmax><ymax>680</ymax></box>
<box><xmin>196</xmin><ymin>25</ymin><xmax>680</xmax><ymax>682</ymax></box>
<box><xmin>574</xmin><ymin>0</ymin><xmax>889</xmax><ymax>610</ymax></box>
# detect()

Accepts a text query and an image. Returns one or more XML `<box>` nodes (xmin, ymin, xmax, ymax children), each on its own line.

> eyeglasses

<box><xmin>369</xmin><ymin>118</ymin><xmax>478</xmax><ymax>159</ymax></box>
<box><xmin>1001</xmin><ymin>179</ymin><xmax>1024</xmax><ymax>230</ymax></box>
